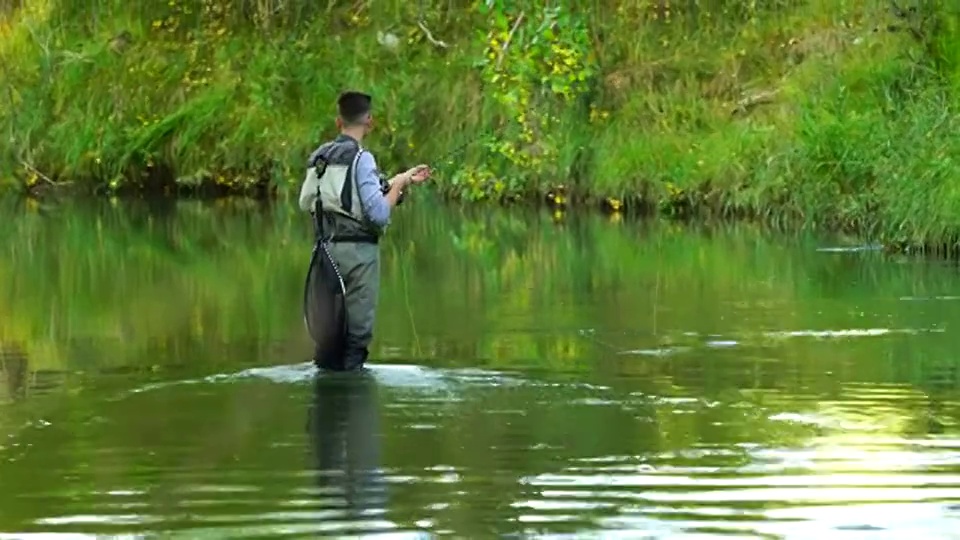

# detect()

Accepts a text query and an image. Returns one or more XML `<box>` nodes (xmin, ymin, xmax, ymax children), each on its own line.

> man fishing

<box><xmin>299</xmin><ymin>90</ymin><xmax>432</xmax><ymax>371</ymax></box>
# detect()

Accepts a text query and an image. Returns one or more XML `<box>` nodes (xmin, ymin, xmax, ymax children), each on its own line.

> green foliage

<box><xmin>4</xmin><ymin>0</ymin><xmax>960</xmax><ymax>251</ymax></box>
<box><xmin>450</xmin><ymin>1</ymin><xmax>597</xmax><ymax>201</ymax></box>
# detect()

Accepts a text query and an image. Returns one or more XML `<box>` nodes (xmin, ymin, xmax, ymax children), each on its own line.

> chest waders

<box><xmin>300</xmin><ymin>136</ymin><xmax>384</xmax><ymax>371</ymax></box>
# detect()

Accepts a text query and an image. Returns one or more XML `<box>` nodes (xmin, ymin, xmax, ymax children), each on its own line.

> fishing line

<box><xmin>390</xmin><ymin>0</ymin><xmax>507</xmax><ymax>357</ymax></box>
<box><xmin>391</xmin><ymin>127</ymin><xmax>500</xmax><ymax>353</ymax></box>
<box><xmin>398</xmin><ymin>240</ymin><xmax>423</xmax><ymax>357</ymax></box>
<box><xmin>433</xmin><ymin>136</ymin><xmax>483</xmax><ymax>165</ymax></box>
<box><xmin>653</xmin><ymin>228</ymin><xmax>662</xmax><ymax>337</ymax></box>
<box><xmin>577</xmin><ymin>329</ymin><xmax>622</xmax><ymax>352</ymax></box>
<box><xmin>394</xmin><ymin>128</ymin><xmax>500</xmax><ymax>352</ymax></box>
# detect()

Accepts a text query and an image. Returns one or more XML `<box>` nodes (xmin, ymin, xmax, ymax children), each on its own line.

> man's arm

<box><xmin>355</xmin><ymin>152</ymin><xmax>410</xmax><ymax>227</ymax></box>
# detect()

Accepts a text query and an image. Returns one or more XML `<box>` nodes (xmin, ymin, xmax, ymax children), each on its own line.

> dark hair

<box><xmin>337</xmin><ymin>91</ymin><xmax>372</xmax><ymax>125</ymax></box>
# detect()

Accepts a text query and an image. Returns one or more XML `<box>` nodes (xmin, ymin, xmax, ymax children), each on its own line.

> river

<box><xmin>1</xmin><ymin>196</ymin><xmax>958</xmax><ymax>538</ymax></box>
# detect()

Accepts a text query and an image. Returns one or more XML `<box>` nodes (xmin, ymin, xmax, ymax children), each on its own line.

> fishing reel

<box><xmin>378</xmin><ymin>171</ymin><xmax>406</xmax><ymax>205</ymax></box>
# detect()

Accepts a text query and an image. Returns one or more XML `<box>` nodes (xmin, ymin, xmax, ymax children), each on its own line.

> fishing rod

<box><xmin>434</xmin><ymin>136</ymin><xmax>483</xmax><ymax>165</ymax></box>
<box><xmin>378</xmin><ymin>128</ymin><xmax>497</xmax><ymax>197</ymax></box>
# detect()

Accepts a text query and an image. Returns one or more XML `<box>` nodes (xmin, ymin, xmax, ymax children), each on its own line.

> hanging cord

<box><xmin>398</xmin><ymin>240</ymin><xmax>422</xmax><ymax>357</ymax></box>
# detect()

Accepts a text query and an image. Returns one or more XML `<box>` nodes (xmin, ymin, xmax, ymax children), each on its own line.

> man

<box><xmin>298</xmin><ymin>91</ymin><xmax>431</xmax><ymax>371</ymax></box>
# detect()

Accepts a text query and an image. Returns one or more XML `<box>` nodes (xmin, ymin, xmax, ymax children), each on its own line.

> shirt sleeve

<box><xmin>355</xmin><ymin>151</ymin><xmax>391</xmax><ymax>227</ymax></box>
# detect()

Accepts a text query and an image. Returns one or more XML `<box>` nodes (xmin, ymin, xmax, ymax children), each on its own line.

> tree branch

<box><xmin>495</xmin><ymin>11</ymin><xmax>525</xmax><ymax>72</ymax></box>
<box><xmin>416</xmin><ymin>19</ymin><xmax>449</xmax><ymax>49</ymax></box>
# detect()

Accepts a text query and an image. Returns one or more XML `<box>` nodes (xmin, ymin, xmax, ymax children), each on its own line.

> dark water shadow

<box><xmin>306</xmin><ymin>370</ymin><xmax>390</xmax><ymax>534</ymax></box>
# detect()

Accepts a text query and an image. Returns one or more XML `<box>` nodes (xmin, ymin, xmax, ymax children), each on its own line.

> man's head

<box><xmin>335</xmin><ymin>90</ymin><xmax>373</xmax><ymax>136</ymax></box>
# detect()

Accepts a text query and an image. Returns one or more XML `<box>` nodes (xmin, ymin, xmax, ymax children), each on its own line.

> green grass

<box><xmin>2</xmin><ymin>0</ymin><xmax>960</xmax><ymax>251</ymax></box>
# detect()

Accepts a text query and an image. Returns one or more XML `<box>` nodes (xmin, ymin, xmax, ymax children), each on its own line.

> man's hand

<box><xmin>405</xmin><ymin>164</ymin><xmax>432</xmax><ymax>184</ymax></box>
<box><xmin>383</xmin><ymin>164</ymin><xmax>431</xmax><ymax>209</ymax></box>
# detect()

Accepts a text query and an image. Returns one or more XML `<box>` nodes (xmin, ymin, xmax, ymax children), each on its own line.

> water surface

<box><xmin>1</xmin><ymin>197</ymin><xmax>959</xmax><ymax>538</ymax></box>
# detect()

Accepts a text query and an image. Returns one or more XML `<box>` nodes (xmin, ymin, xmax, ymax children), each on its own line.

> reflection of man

<box><xmin>0</xmin><ymin>343</ymin><xmax>28</xmax><ymax>402</ymax></box>
<box><xmin>298</xmin><ymin>91</ymin><xmax>432</xmax><ymax>372</ymax></box>
<box><xmin>307</xmin><ymin>372</ymin><xmax>387</xmax><ymax>529</ymax></box>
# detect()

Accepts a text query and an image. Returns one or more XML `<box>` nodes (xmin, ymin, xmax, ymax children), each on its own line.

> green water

<box><xmin>1</xmin><ymin>196</ymin><xmax>959</xmax><ymax>539</ymax></box>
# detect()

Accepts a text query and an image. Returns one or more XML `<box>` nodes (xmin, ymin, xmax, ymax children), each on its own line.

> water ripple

<box><xmin>3</xmin><ymin>361</ymin><xmax>959</xmax><ymax>538</ymax></box>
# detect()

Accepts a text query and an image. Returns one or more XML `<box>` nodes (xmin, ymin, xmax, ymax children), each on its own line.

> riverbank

<box><xmin>2</xmin><ymin>1</ymin><xmax>959</xmax><ymax>251</ymax></box>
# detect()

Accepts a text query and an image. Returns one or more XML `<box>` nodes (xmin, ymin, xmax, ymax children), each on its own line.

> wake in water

<box><xmin>109</xmin><ymin>361</ymin><xmax>539</xmax><ymax>403</ymax></box>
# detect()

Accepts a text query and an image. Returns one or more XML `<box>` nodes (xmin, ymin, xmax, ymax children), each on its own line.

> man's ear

<box><xmin>335</xmin><ymin>116</ymin><xmax>343</xmax><ymax>130</ymax></box>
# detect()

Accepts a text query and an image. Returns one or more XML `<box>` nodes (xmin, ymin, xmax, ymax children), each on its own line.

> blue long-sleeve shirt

<box><xmin>355</xmin><ymin>151</ymin><xmax>391</xmax><ymax>227</ymax></box>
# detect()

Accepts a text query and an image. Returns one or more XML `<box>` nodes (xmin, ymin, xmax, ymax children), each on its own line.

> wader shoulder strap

<box><xmin>313</xmin><ymin>157</ymin><xmax>328</xmax><ymax>239</ymax></box>
<box><xmin>340</xmin><ymin>148</ymin><xmax>364</xmax><ymax>215</ymax></box>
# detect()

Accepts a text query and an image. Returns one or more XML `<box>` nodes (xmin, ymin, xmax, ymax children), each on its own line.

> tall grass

<box><xmin>2</xmin><ymin>0</ymin><xmax>960</xmax><ymax>248</ymax></box>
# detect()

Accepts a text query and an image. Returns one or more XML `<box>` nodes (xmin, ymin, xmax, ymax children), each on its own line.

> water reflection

<box><xmin>1</xmin><ymin>199</ymin><xmax>960</xmax><ymax>537</ymax></box>
<box><xmin>307</xmin><ymin>370</ymin><xmax>390</xmax><ymax>535</ymax></box>
<box><xmin>0</xmin><ymin>342</ymin><xmax>28</xmax><ymax>403</ymax></box>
